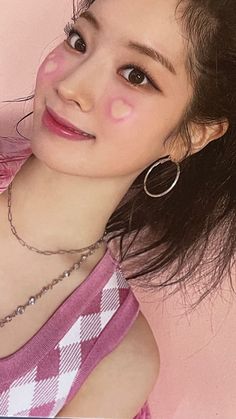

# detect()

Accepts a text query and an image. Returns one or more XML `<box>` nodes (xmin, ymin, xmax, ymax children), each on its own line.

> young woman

<box><xmin>0</xmin><ymin>0</ymin><xmax>235</xmax><ymax>417</ymax></box>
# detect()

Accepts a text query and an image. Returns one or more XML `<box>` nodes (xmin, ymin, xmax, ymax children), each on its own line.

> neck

<box><xmin>3</xmin><ymin>154</ymin><xmax>136</xmax><ymax>252</ymax></box>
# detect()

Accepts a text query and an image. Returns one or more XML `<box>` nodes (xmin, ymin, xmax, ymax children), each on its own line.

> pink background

<box><xmin>1</xmin><ymin>2</ymin><xmax>236</xmax><ymax>418</ymax></box>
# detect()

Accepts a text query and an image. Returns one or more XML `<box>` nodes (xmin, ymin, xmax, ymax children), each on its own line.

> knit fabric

<box><xmin>0</xmin><ymin>137</ymin><xmax>151</xmax><ymax>418</ymax></box>
<box><xmin>0</xmin><ymin>136</ymin><xmax>32</xmax><ymax>193</ymax></box>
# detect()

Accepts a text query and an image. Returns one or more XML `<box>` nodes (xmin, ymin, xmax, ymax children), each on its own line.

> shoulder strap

<box><xmin>66</xmin><ymin>283</ymin><xmax>140</xmax><ymax>405</ymax></box>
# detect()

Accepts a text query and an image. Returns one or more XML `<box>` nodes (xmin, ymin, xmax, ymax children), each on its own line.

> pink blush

<box><xmin>110</xmin><ymin>98</ymin><xmax>133</xmax><ymax>121</ymax></box>
<box><xmin>44</xmin><ymin>60</ymin><xmax>58</xmax><ymax>74</ymax></box>
<box><xmin>37</xmin><ymin>49</ymin><xmax>66</xmax><ymax>81</ymax></box>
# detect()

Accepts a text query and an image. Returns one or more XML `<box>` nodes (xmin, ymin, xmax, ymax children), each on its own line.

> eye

<box><xmin>63</xmin><ymin>22</ymin><xmax>162</xmax><ymax>92</ymax></box>
<box><xmin>64</xmin><ymin>23</ymin><xmax>87</xmax><ymax>53</ymax></box>
<box><xmin>120</xmin><ymin>65</ymin><xmax>161</xmax><ymax>91</ymax></box>
<box><xmin>121</xmin><ymin>67</ymin><xmax>149</xmax><ymax>86</ymax></box>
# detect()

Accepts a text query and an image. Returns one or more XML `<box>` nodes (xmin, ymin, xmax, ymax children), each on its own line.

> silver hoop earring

<box><xmin>144</xmin><ymin>156</ymin><xmax>181</xmax><ymax>198</ymax></box>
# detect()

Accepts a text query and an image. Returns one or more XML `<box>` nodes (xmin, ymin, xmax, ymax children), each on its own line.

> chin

<box><xmin>29</xmin><ymin>132</ymin><xmax>93</xmax><ymax>178</ymax></box>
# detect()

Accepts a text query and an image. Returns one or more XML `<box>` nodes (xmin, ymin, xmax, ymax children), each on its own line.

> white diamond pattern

<box><xmin>0</xmin><ymin>267</ymin><xmax>134</xmax><ymax>417</ymax></box>
<box><xmin>8</xmin><ymin>380</ymin><xmax>37</xmax><ymax>415</ymax></box>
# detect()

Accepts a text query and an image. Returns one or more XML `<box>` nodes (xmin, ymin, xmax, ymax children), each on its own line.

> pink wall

<box><xmin>136</xmin><ymin>280</ymin><xmax>236</xmax><ymax>418</ymax></box>
<box><xmin>1</xmin><ymin>2</ymin><xmax>235</xmax><ymax>418</ymax></box>
<box><xmin>1</xmin><ymin>0</ymin><xmax>71</xmax><ymax>138</ymax></box>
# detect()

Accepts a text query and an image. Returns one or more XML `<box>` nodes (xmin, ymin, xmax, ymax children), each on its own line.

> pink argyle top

<box><xmin>0</xmin><ymin>136</ymin><xmax>151</xmax><ymax>418</ymax></box>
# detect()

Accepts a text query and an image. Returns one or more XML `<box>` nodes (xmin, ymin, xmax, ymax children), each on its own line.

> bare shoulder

<box><xmin>57</xmin><ymin>311</ymin><xmax>160</xmax><ymax>418</ymax></box>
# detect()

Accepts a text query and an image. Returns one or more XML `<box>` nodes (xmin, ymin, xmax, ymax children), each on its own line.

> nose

<box><xmin>56</xmin><ymin>52</ymin><xmax>109</xmax><ymax>112</ymax></box>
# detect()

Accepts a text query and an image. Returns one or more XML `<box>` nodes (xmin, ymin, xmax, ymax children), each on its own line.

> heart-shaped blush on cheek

<box><xmin>44</xmin><ymin>60</ymin><xmax>59</xmax><ymax>74</ymax></box>
<box><xmin>111</xmin><ymin>99</ymin><xmax>133</xmax><ymax>121</ymax></box>
<box><xmin>37</xmin><ymin>48</ymin><xmax>66</xmax><ymax>82</ymax></box>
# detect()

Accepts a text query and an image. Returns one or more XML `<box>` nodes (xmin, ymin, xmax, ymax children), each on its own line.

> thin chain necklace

<box><xmin>0</xmin><ymin>181</ymin><xmax>107</xmax><ymax>328</ymax></box>
<box><xmin>7</xmin><ymin>181</ymin><xmax>107</xmax><ymax>256</ymax></box>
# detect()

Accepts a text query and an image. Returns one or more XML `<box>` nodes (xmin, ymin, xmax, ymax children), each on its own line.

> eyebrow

<box><xmin>79</xmin><ymin>10</ymin><xmax>177</xmax><ymax>76</ymax></box>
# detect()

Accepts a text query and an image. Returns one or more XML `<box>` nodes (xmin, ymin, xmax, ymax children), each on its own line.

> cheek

<box><xmin>36</xmin><ymin>47</ymin><xmax>66</xmax><ymax>83</ymax></box>
<box><xmin>108</xmin><ymin>98</ymin><xmax>134</xmax><ymax>122</ymax></box>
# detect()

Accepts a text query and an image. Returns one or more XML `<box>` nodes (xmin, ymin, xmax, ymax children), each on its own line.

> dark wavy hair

<box><xmin>2</xmin><ymin>0</ymin><xmax>236</xmax><ymax>311</ymax></box>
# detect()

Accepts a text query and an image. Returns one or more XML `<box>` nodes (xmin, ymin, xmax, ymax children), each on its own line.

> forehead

<box><xmin>89</xmin><ymin>0</ymin><xmax>188</xmax><ymax>77</ymax></box>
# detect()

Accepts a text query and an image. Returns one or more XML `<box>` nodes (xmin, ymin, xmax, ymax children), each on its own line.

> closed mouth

<box><xmin>46</xmin><ymin>107</ymin><xmax>96</xmax><ymax>138</ymax></box>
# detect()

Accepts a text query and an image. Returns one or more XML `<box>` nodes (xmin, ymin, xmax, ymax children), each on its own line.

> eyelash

<box><xmin>63</xmin><ymin>22</ymin><xmax>161</xmax><ymax>92</ymax></box>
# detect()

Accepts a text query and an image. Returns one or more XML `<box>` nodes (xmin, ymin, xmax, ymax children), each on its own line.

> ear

<box><xmin>167</xmin><ymin>119</ymin><xmax>229</xmax><ymax>162</ymax></box>
<box><xmin>189</xmin><ymin>120</ymin><xmax>229</xmax><ymax>155</ymax></box>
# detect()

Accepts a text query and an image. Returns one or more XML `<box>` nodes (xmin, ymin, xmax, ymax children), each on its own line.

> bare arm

<box><xmin>57</xmin><ymin>312</ymin><xmax>160</xmax><ymax>418</ymax></box>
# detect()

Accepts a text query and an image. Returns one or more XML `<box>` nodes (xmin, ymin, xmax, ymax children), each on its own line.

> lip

<box><xmin>42</xmin><ymin>108</ymin><xmax>96</xmax><ymax>141</ymax></box>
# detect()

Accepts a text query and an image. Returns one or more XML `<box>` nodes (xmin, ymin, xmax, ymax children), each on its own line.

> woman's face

<box><xmin>32</xmin><ymin>0</ymin><xmax>192</xmax><ymax>179</ymax></box>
